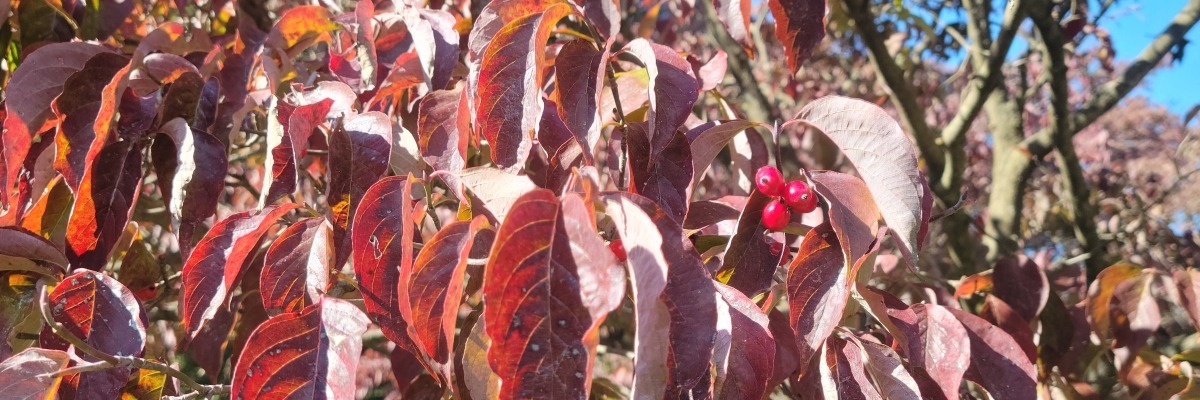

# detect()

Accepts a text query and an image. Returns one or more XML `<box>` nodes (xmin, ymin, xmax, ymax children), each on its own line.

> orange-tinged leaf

<box><xmin>786</xmin><ymin>222</ymin><xmax>848</xmax><ymax>378</ymax></box>
<box><xmin>0</xmin><ymin>347</ymin><xmax>71</xmax><ymax>400</ymax></box>
<box><xmin>180</xmin><ymin>204</ymin><xmax>299</xmax><ymax>341</ymax></box>
<box><xmin>767</xmin><ymin>0</ymin><xmax>826</xmax><ymax>72</ymax></box>
<box><xmin>52</xmin><ymin>52</ymin><xmax>131</xmax><ymax>191</ymax></box>
<box><xmin>475</xmin><ymin>3</ymin><xmax>574</xmax><ymax>170</ymax></box>
<box><xmin>408</xmin><ymin>217</ymin><xmax>489</xmax><ymax>373</ymax></box>
<box><xmin>1087</xmin><ymin>262</ymin><xmax>1144</xmax><ymax>340</ymax></box>
<box><xmin>64</xmin><ymin>139</ymin><xmax>144</xmax><ymax>271</ymax></box>
<box><xmin>231</xmin><ymin>298</ymin><xmax>369</xmax><ymax>399</ymax></box>
<box><xmin>267</xmin><ymin>5</ymin><xmax>340</xmax><ymax>51</ymax></box>
<box><xmin>119</xmin><ymin>368</ymin><xmax>167</xmax><ymax>400</ymax></box>
<box><xmin>954</xmin><ymin>271</ymin><xmax>994</xmax><ymax>298</ymax></box>
<box><xmin>20</xmin><ymin>176</ymin><xmax>73</xmax><ymax>243</ymax></box>
<box><xmin>483</xmin><ymin>189</ymin><xmax>618</xmax><ymax>398</ymax></box>
<box><xmin>261</xmin><ymin>218</ymin><xmax>333</xmax><ymax>315</ymax></box>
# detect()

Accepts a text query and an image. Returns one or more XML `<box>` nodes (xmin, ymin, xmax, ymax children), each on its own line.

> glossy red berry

<box><xmin>761</xmin><ymin>199</ymin><xmax>791</xmax><ymax>231</ymax></box>
<box><xmin>609</xmin><ymin>240</ymin><xmax>627</xmax><ymax>262</ymax></box>
<box><xmin>755</xmin><ymin>166</ymin><xmax>785</xmax><ymax>196</ymax></box>
<box><xmin>783</xmin><ymin>180</ymin><xmax>819</xmax><ymax>213</ymax></box>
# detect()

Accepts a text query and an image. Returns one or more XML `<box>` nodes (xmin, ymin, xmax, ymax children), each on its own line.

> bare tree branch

<box><xmin>941</xmin><ymin>0</ymin><xmax>1027</xmax><ymax>148</ymax></box>
<box><xmin>1021</xmin><ymin>0</ymin><xmax>1200</xmax><ymax>157</ymax></box>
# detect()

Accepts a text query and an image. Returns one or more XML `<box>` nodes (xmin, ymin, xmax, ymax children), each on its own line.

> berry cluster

<box><xmin>755</xmin><ymin>166</ymin><xmax>818</xmax><ymax>231</ymax></box>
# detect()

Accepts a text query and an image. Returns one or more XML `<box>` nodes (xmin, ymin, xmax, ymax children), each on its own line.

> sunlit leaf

<box><xmin>712</xmin><ymin>282</ymin><xmax>774</xmax><ymax>400</ymax></box>
<box><xmin>261</xmin><ymin>217</ymin><xmax>333</xmax><ymax>315</ymax></box>
<box><xmin>786</xmin><ymin>222</ymin><xmax>848</xmax><ymax>378</ymax></box>
<box><xmin>408</xmin><ymin>216</ymin><xmax>488</xmax><ymax>373</ymax></box>
<box><xmin>328</xmin><ymin>112</ymin><xmax>393</xmax><ymax>269</ymax></box>
<box><xmin>231</xmin><ymin>298</ymin><xmax>369</xmax><ymax>399</ymax></box>
<box><xmin>49</xmin><ymin>270</ymin><xmax>148</xmax><ymax>399</ymax></box>
<box><xmin>767</xmin><ymin>0</ymin><xmax>826</xmax><ymax>72</ymax></box>
<box><xmin>0</xmin><ymin>347</ymin><xmax>70</xmax><ymax>400</ymax></box>
<box><xmin>65</xmin><ymin>140</ymin><xmax>144</xmax><ymax>271</ymax></box>
<box><xmin>625</xmin><ymin>39</ymin><xmax>700</xmax><ymax>159</ymax></box>
<box><xmin>948</xmin><ymin>308</ymin><xmax>1038</xmax><ymax>400</ymax></box>
<box><xmin>714</xmin><ymin>0</ymin><xmax>755</xmax><ymax>56</ymax></box>
<box><xmin>887</xmin><ymin>303</ymin><xmax>970</xmax><ymax>400</ymax></box>
<box><xmin>351</xmin><ymin>176</ymin><xmax>420</xmax><ymax>350</ymax></box>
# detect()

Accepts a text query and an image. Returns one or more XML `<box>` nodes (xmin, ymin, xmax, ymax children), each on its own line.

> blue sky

<box><xmin>1099</xmin><ymin>1</ymin><xmax>1198</xmax><ymax>114</ymax></box>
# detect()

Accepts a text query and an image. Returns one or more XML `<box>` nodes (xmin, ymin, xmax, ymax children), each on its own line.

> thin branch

<box><xmin>1021</xmin><ymin>0</ymin><xmax>1200</xmax><ymax>157</ymax></box>
<box><xmin>607</xmin><ymin>66</ymin><xmax>630</xmax><ymax>190</ymax></box>
<box><xmin>843</xmin><ymin>0</ymin><xmax>942</xmax><ymax>175</ymax></box>
<box><xmin>941</xmin><ymin>0</ymin><xmax>1028</xmax><ymax>148</ymax></box>
<box><xmin>36</xmin><ymin>280</ymin><xmax>229</xmax><ymax>397</ymax></box>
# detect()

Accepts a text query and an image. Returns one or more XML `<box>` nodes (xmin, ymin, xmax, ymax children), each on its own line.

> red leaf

<box><xmin>625</xmin><ymin>122</ymin><xmax>694</xmax><ymax>224</ymax></box>
<box><xmin>793</xmin><ymin>97</ymin><xmax>925</xmax><ymax>265</ymax></box>
<box><xmin>714</xmin><ymin>0</ymin><xmax>755</xmax><ymax>56</ymax></box>
<box><xmin>713</xmin><ymin>282</ymin><xmax>775</xmax><ymax>400</ymax></box>
<box><xmin>808</xmin><ymin>170</ymin><xmax>881</xmax><ymax>270</ymax></box>
<box><xmin>417</xmin><ymin>87</ymin><xmax>469</xmax><ymax>172</ymax></box>
<box><xmin>575</xmin><ymin>0</ymin><xmax>620</xmax><ymax>41</ymax></box>
<box><xmin>408</xmin><ymin>216</ymin><xmax>489</xmax><ymax>371</ymax></box>
<box><xmin>687</xmin><ymin>119</ymin><xmax>767</xmax><ymax>187</ymax></box>
<box><xmin>0</xmin><ymin>348</ymin><xmax>71</xmax><ymax>399</ymax></box>
<box><xmin>52</xmin><ymin>52</ymin><xmax>131</xmax><ymax>191</ymax></box>
<box><xmin>604</xmin><ymin>192</ymin><xmax>716</xmax><ymax>398</ymax></box>
<box><xmin>948</xmin><ymin>308</ymin><xmax>1038</xmax><ymax>400</ymax></box>
<box><xmin>2</xmin><ymin>43</ymin><xmax>112</xmax><ymax>203</ymax></box>
<box><xmin>152</xmin><ymin>117</ymin><xmax>228</xmax><ymax>257</ymax></box>
<box><xmin>886</xmin><ymin>303</ymin><xmax>970</xmax><ymax>400</ymax></box>
<box><xmin>991</xmin><ymin>256</ymin><xmax>1049</xmax><ymax>322</ymax></box>
<box><xmin>717</xmin><ymin>189</ymin><xmax>786</xmax><ymax>296</ymax></box>
<box><xmin>49</xmin><ymin>270</ymin><xmax>148</xmax><ymax>399</ymax></box>
<box><xmin>821</xmin><ymin>334</ymin><xmax>882</xmax><ymax>399</ymax></box>
<box><xmin>260</xmin><ymin>98</ymin><xmax>334</xmax><ymax>207</ymax></box>
<box><xmin>786</xmin><ymin>222</ymin><xmax>848</xmax><ymax>378</ymax></box>
<box><xmin>64</xmin><ymin>140</ymin><xmax>144</xmax><ymax>270</ymax></box>
<box><xmin>980</xmin><ymin>295</ymin><xmax>1037</xmax><ymax>363</ymax></box>
<box><xmin>261</xmin><ymin>217</ymin><xmax>333</xmax><ymax>315</ymax></box>
<box><xmin>180</xmin><ymin>204</ymin><xmax>299</xmax><ymax>340</ymax></box>
<box><xmin>475</xmin><ymin>3</ymin><xmax>574</xmax><ymax>170</ymax></box>
<box><xmin>853</xmin><ymin>337</ymin><xmax>923</xmax><ymax>399</ymax></box>
<box><xmin>0</xmin><ymin>226</ymin><xmax>68</xmax><ymax>277</ymax></box>
<box><xmin>231</xmin><ymin>298</ymin><xmax>369</xmax><ymax>399</ymax></box>
<box><xmin>767</xmin><ymin>0</ymin><xmax>826</xmax><ymax>71</ymax></box>
<box><xmin>350</xmin><ymin>176</ymin><xmax>420</xmax><ymax>349</ymax></box>
<box><xmin>483</xmin><ymin>189</ymin><xmax>619</xmax><ymax>398</ymax></box>
<box><xmin>625</xmin><ymin>39</ymin><xmax>700</xmax><ymax>159</ymax></box>
<box><xmin>328</xmin><ymin>112</ymin><xmax>393</xmax><ymax>268</ymax></box>
<box><xmin>554</xmin><ymin>39</ymin><xmax>608</xmax><ymax>155</ymax></box>
<box><xmin>1175</xmin><ymin>269</ymin><xmax>1200</xmax><ymax>332</ymax></box>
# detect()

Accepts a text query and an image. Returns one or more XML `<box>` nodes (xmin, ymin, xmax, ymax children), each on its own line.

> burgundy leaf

<box><xmin>767</xmin><ymin>0</ymin><xmax>826</xmax><ymax>71</ymax></box>
<box><xmin>0</xmin><ymin>226</ymin><xmax>69</xmax><ymax>277</ymax></box>
<box><xmin>687</xmin><ymin>119</ymin><xmax>767</xmax><ymax>187</ymax></box>
<box><xmin>231</xmin><ymin>298</ymin><xmax>369</xmax><ymax>399</ymax></box>
<box><xmin>152</xmin><ymin>118</ymin><xmax>228</xmax><ymax>257</ymax></box>
<box><xmin>351</xmin><ymin>176</ymin><xmax>420</xmax><ymax>350</ymax></box>
<box><xmin>554</xmin><ymin>39</ymin><xmax>608</xmax><ymax>155</ymax></box>
<box><xmin>625</xmin><ymin>39</ymin><xmax>700</xmax><ymax>159</ymax></box>
<box><xmin>714</xmin><ymin>0</ymin><xmax>755</xmax><ymax>56</ymax></box>
<box><xmin>991</xmin><ymin>256</ymin><xmax>1050</xmax><ymax>323</ymax></box>
<box><xmin>2</xmin><ymin>43</ymin><xmax>112</xmax><ymax>203</ymax></box>
<box><xmin>575</xmin><ymin>0</ymin><xmax>620</xmax><ymax>41</ymax></box>
<box><xmin>821</xmin><ymin>335</ymin><xmax>882</xmax><ymax>399</ymax></box>
<box><xmin>713</xmin><ymin>282</ymin><xmax>775</xmax><ymax>400</ymax></box>
<box><xmin>786</xmin><ymin>222</ymin><xmax>848</xmax><ymax>378</ymax></box>
<box><xmin>1175</xmin><ymin>269</ymin><xmax>1200</xmax><ymax>332</ymax></box>
<box><xmin>625</xmin><ymin>122</ymin><xmax>694</xmax><ymax>224</ymax></box>
<box><xmin>0</xmin><ymin>348</ymin><xmax>71</xmax><ymax>399</ymax></box>
<box><xmin>690</xmin><ymin>51</ymin><xmax>728</xmax><ymax>91</ymax></box>
<box><xmin>808</xmin><ymin>170</ymin><xmax>881</xmax><ymax>269</ymax></box>
<box><xmin>417</xmin><ymin>87</ymin><xmax>469</xmax><ymax>172</ymax></box>
<box><xmin>49</xmin><ymin>270</ymin><xmax>148</xmax><ymax>399</ymax></box>
<box><xmin>260</xmin><ymin>98</ymin><xmax>334</xmax><ymax>207</ymax></box>
<box><xmin>327</xmin><ymin>112</ymin><xmax>393</xmax><ymax>269</ymax></box>
<box><xmin>717</xmin><ymin>189</ymin><xmax>786</xmax><ymax>296</ymax></box>
<box><xmin>980</xmin><ymin>295</ymin><xmax>1037</xmax><ymax>363</ymax></box>
<box><xmin>408</xmin><ymin>216</ymin><xmax>488</xmax><ymax>372</ymax></box>
<box><xmin>475</xmin><ymin>3</ymin><xmax>574</xmax><ymax>170</ymax></box>
<box><xmin>261</xmin><ymin>217</ymin><xmax>333</xmax><ymax>315</ymax></box>
<box><xmin>793</xmin><ymin>97</ymin><xmax>924</xmax><ymax>265</ymax></box>
<box><xmin>887</xmin><ymin>303</ymin><xmax>970</xmax><ymax>400</ymax></box>
<box><xmin>52</xmin><ymin>52</ymin><xmax>130</xmax><ymax>191</ymax></box>
<box><xmin>65</xmin><ymin>139</ymin><xmax>144</xmax><ymax>270</ymax></box>
<box><xmin>853</xmin><ymin>337</ymin><xmax>923</xmax><ymax>399</ymax></box>
<box><xmin>483</xmin><ymin>189</ymin><xmax>602</xmax><ymax>398</ymax></box>
<box><xmin>180</xmin><ymin>204</ymin><xmax>299</xmax><ymax>340</ymax></box>
<box><xmin>948</xmin><ymin>308</ymin><xmax>1038</xmax><ymax>400</ymax></box>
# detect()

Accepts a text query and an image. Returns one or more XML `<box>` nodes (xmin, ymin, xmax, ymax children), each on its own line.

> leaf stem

<box><xmin>606</xmin><ymin>66</ymin><xmax>629</xmax><ymax>190</ymax></box>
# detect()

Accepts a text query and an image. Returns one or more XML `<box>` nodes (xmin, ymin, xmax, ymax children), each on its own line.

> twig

<box><xmin>607</xmin><ymin>66</ymin><xmax>630</xmax><ymax>190</ymax></box>
<box><xmin>36</xmin><ymin>280</ymin><xmax>229</xmax><ymax>397</ymax></box>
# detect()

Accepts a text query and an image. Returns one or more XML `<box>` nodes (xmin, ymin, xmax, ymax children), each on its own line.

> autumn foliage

<box><xmin>0</xmin><ymin>0</ymin><xmax>1197</xmax><ymax>399</ymax></box>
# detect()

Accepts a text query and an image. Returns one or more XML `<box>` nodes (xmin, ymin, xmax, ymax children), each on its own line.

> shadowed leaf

<box><xmin>625</xmin><ymin>122</ymin><xmax>694</xmax><ymax>224</ymax></box>
<box><xmin>687</xmin><ymin>120</ymin><xmax>767</xmax><ymax>188</ymax></box>
<box><xmin>260</xmin><ymin>98</ymin><xmax>334</xmax><ymax>207</ymax></box>
<box><xmin>152</xmin><ymin>118</ymin><xmax>228</xmax><ymax>257</ymax></box>
<box><xmin>948</xmin><ymin>308</ymin><xmax>1038</xmax><ymax>400</ymax></box>
<box><xmin>717</xmin><ymin>189</ymin><xmax>785</xmax><ymax>296</ymax></box>
<box><xmin>417</xmin><ymin>87</ymin><xmax>469</xmax><ymax>172</ymax></box>
<box><xmin>328</xmin><ymin>112</ymin><xmax>393</xmax><ymax>269</ymax></box>
<box><xmin>712</xmin><ymin>282</ymin><xmax>774</xmax><ymax>400</ymax></box>
<box><xmin>65</xmin><ymin>140</ymin><xmax>144</xmax><ymax>271</ymax></box>
<box><xmin>0</xmin><ymin>226</ymin><xmax>68</xmax><ymax>277</ymax></box>
<box><xmin>625</xmin><ymin>39</ymin><xmax>700</xmax><ymax>159</ymax></box>
<box><xmin>554</xmin><ymin>39</ymin><xmax>607</xmax><ymax>155</ymax></box>
<box><xmin>808</xmin><ymin>170</ymin><xmax>881</xmax><ymax>270</ymax></box>
<box><xmin>787</xmin><ymin>222</ymin><xmax>848</xmax><ymax>378</ymax></box>
<box><xmin>0</xmin><ymin>347</ymin><xmax>70</xmax><ymax>399</ymax></box>
<box><xmin>991</xmin><ymin>256</ymin><xmax>1049</xmax><ymax>322</ymax></box>
<box><xmin>49</xmin><ymin>270</ymin><xmax>147</xmax><ymax>399</ymax></box>
<box><xmin>408</xmin><ymin>217</ymin><xmax>488</xmax><ymax>373</ymax></box>
<box><xmin>767</xmin><ymin>0</ymin><xmax>826</xmax><ymax>71</ymax></box>
<box><xmin>886</xmin><ymin>303</ymin><xmax>970</xmax><ymax>400</ymax></box>
<box><xmin>821</xmin><ymin>335</ymin><xmax>882</xmax><ymax>399</ymax></box>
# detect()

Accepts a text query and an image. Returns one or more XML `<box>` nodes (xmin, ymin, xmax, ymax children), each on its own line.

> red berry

<box><xmin>609</xmin><ymin>240</ymin><xmax>627</xmax><ymax>262</ymax></box>
<box><xmin>783</xmin><ymin>180</ymin><xmax>819</xmax><ymax>213</ymax></box>
<box><xmin>755</xmin><ymin>166</ymin><xmax>785</xmax><ymax>196</ymax></box>
<box><xmin>761</xmin><ymin>199</ymin><xmax>791</xmax><ymax>231</ymax></box>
